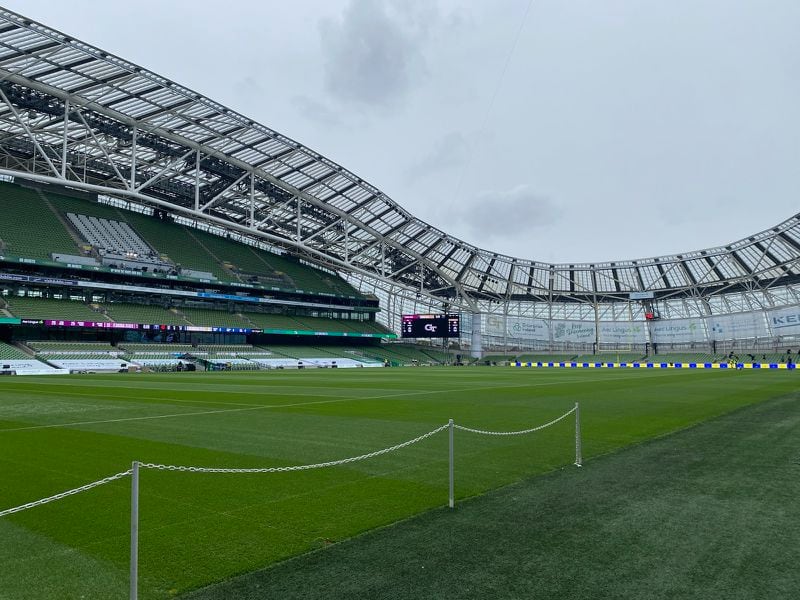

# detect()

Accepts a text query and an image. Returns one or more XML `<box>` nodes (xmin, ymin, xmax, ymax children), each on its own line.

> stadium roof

<box><xmin>0</xmin><ymin>7</ymin><xmax>798</xmax><ymax>308</ymax></box>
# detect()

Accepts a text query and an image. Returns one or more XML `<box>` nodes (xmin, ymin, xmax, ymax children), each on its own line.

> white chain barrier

<box><xmin>139</xmin><ymin>423</ymin><xmax>451</xmax><ymax>474</ymax></box>
<box><xmin>0</xmin><ymin>469</ymin><xmax>133</xmax><ymax>518</ymax></box>
<box><xmin>0</xmin><ymin>411</ymin><xmax>580</xmax><ymax>600</ymax></box>
<box><xmin>454</xmin><ymin>406</ymin><xmax>577</xmax><ymax>436</ymax></box>
<box><xmin>0</xmin><ymin>408</ymin><xmax>578</xmax><ymax>517</ymax></box>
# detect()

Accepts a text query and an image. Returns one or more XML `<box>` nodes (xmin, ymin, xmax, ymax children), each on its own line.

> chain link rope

<box><xmin>454</xmin><ymin>406</ymin><xmax>576</xmax><ymax>436</ymax></box>
<box><xmin>0</xmin><ymin>469</ymin><xmax>132</xmax><ymax>518</ymax></box>
<box><xmin>140</xmin><ymin>423</ymin><xmax>450</xmax><ymax>474</ymax></box>
<box><xmin>1</xmin><ymin>408</ymin><xmax>578</xmax><ymax>516</ymax></box>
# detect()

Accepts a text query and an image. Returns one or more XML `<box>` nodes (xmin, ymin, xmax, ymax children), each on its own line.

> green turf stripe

<box><xmin>183</xmin><ymin>390</ymin><xmax>800</xmax><ymax>600</ymax></box>
<box><xmin>1</xmin><ymin>368</ymin><xmax>798</xmax><ymax>598</ymax></box>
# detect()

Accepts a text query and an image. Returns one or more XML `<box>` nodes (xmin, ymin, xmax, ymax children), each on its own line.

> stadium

<box><xmin>0</xmin><ymin>6</ymin><xmax>798</xmax><ymax>600</ymax></box>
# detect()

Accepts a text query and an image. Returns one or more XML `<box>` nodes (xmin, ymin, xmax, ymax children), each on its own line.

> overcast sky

<box><xmin>6</xmin><ymin>0</ymin><xmax>800</xmax><ymax>264</ymax></box>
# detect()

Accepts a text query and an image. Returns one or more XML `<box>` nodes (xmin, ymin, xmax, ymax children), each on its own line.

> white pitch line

<box><xmin>0</xmin><ymin>404</ymin><xmax>274</xmax><ymax>433</ymax></box>
<box><xmin>0</xmin><ymin>370</ymin><xmax>682</xmax><ymax>434</ymax></box>
<box><xmin>0</xmin><ymin>387</ymin><xmax>314</xmax><ymax>409</ymax></box>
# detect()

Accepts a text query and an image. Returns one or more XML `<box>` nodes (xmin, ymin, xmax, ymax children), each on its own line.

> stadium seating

<box><xmin>129</xmin><ymin>219</ymin><xmax>229</xmax><ymax>280</ymax></box>
<box><xmin>46</xmin><ymin>357</ymin><xmax>135</xmax><ymax>372</ymax></box>
<box><xmin>205</xmin><ymin>358</ymin><xmax>261</xmax><ymax>371</ymax></box>
<box><xmin>241</xmin><ymin>312</ymin><xmax>322</xmax><ymax>331</ymax></box>
<box><xmin>0</xmin><ymin>341</ymin><xmax>30</xmax><ymax>360</ymax></box>
<box><xmin>0</xmin><ymin>183</ymin><xmax>77</xmax><ymax>259</ymax></box>
<box><xmin>259</xmin><ymin>345</ymin><xmax>330</xmax><ymax>359</ymax></box>
<box><xmin>66</xmin><ymin>212</ymin><xmax>165</xmax><ymax>267</ymax></box>
<box><xmin>46</xmin><ymin>190</ymin><xmax>126</xmax><ymax>220</ymax></box>
<box><xmin>119</xmin><ymin>343</ymin><xmax>194</xmax><ymax>353</ymax></box>
<box><xmin>480</xmin><ymin>354</ymin><xmax>517</xmax><ymax>363</ymax></box>
<box><xmin>351</xmin><ymin>320</ymin><xmax>393</xmax><ymax>334</ymax></box>
<box><xmin>0</xmin><ymin>183</ymin><xmax>361</xmax><ymax>298</ymax></box>
<box><xmin>44</xmin><ymin>353</ymin><xmax>122</xmax><ymax>360</ymax></box>
<box><xmin>248</xmin><ymin>345</ymin><xmax>380</xmax><ymax>368</ymax></box>
<box><xmin>515</xmin><ymin>354</ymin><xmax>576</xmax><ymax>363</ymax></box>
<box><xmin>240</xmin><ymin>312</ymin><xmax>387</xmax><ymax>334</ymax></box>
<box><xmin>307</xmin><ymin>346</ymin><xmax>383</xmax><ymax>364</ymax></box>
<box><xmin>38</xmin><ymin>185</ymin><xmax>359</xmax><ymax>296</ymax></box>
<box><xmin>26</xmin><ymin>341</ymin><xmax>116</xmax><ymax>354</ymax></box>
<box><xmin>572</xmin><ymin>353</ymin><xmax>645</xmax><ymax>363</ymax></box>
<box><xmin>652</xmin><ymin>352</ymin><xmax>789</xmax><ymax>364</ymax></box>
<box><xmin>103</xmin><ymin>303</ymin><xmax>187</xmax><ymax>326</ymax></box>
<box><xmin>200</xmin><ymin>227</ymin><xmax>360</xmax><ymax>295</ymax></box>
<box><xmin>177</xmin><ymin>307</ymin><xmax>249</xmax><ymax>328</ymax></box>
<box><xmin>187</xmin><ymin>229</ymin><xmax>288</xmax><ymax>285</ymax></box>
<box><xmin>260</xmin><ymin>252</ymin><xmax>358</xmax><ymax>296</ymax></box>
<box><xmin>299</xmin><ymin>317</ymin><xmax>391</xmax><ymax>334</ymax></box>
<box><xmin>356</xmin><ymin>344</ymin><xmax>446</xmax><ymax>365</ymax></box>
<box><xmin>201</xmin><ymin>344</ymin><xmax>254</xmax><ymax>355</ymax></box>
<box><xmin>5</xmin><ymin>296</ymin><xmax>110</xmax><ymax>321</ymax></box>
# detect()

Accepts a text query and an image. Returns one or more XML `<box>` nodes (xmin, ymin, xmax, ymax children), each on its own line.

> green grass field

<box><xmin>0</xmin><ymin>367</ymin><xmax>797</xmax><ymax>599</ymax></box>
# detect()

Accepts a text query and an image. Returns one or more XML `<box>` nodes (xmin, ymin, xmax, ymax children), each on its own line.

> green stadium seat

<box><xmin>5</xmin><ymin>296</ymin><xmax>110</xmax><ymax>321</ymax></box>
<box><xmin>0</xmin><ymin>341</ymin><xmax>30</xmax><ymax>360</ymax></box>
<box><xmin>0</xmin><ymin>183</ymin><xmax>78</xmax><ymax>260</ymax></box>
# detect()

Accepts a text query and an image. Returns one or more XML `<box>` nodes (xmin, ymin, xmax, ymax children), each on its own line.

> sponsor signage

<box><xmin>629</xmin><ymin>291</ymin><xmax>655</xmax><ymax>300</ymax></box>
<box><xmin>707</xmin><ymin>312</ymin><xmax>768</xmax><ymax>340</ymax></box>
<box><xmin>508</xmin><ymin>317</ymin><xmax>549</xmax><ymax>340</ymax></box>
<box><xmin>649</xmin><ymin>318</ymin><xmax>706</xmax><ymax>343</ymax></box>
<box><xmin>598</xmin><ymin>322</ymin><xmax>646</xmax><ymax>344</ymax></box>
<box><xmin>768</xmin><ymin>307</ymin><xmax>800</xmax><ymax>334</ymax></box>
<box><xmin>551</xmin><ymin>320</ymin><xmax>595</xmax><ymax>342</ymax></box>
<box><xmin>12</xmin><ymin>318</ymin><xmax>396</xmax><ymax>338</ymax></box>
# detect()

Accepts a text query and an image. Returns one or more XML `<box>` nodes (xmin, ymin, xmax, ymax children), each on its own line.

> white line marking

<box><xmin>0</xmin><ymin>371</ymin><xmax>681</xmax><ymax>434</ymax></box>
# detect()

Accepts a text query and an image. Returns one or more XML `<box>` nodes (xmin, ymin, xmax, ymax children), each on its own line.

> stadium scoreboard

<box><xmin>401</xmin><ymin>313</ymin><xmax>460</xmax><ymax>338</ymax></box>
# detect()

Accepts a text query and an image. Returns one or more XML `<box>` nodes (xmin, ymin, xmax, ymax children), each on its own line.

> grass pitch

<box><xmin>0</xmin><ymin>367</ymin><xmax>797</xmax><ymax>599</ymax></box>
<box><xmin>188</xmin><ymin>380</ymin><xmax>800</xmax><ymax>600</ymax></box>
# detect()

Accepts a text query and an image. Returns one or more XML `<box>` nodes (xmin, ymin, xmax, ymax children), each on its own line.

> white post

<box><xmin>130</xmin><ymin>461</ymin><xmax>139</xmax><ymax>600</ymax></box>
<box><xmin>448</xmin><ymin>419</ymin><xmax>454</xmax><ymax>508</ymax></box>
<box><xmin>470</xmin><ymin>313</ymin><xmax>482</xmax><ymax>359</ymax></box>
<box><xmin>574</xmin><ymin>403</ymin><xmax>582</xmax><ymax>467</ymax></box>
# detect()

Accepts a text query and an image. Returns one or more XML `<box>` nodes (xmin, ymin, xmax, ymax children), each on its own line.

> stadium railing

<box><xmin>0</xmin><ymin>404</ymin><xmax>581</xmax><ymax>599</ymax></box>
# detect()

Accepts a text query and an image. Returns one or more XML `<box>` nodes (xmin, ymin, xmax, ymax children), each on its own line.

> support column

<box><xmin>296</xmin><ymin>198</ymin><xmax>301</xmax><ymax>241</ymax></box>
<box><xmin>503</xmin><ymin>304</ymin><xmax>509</xmax><ymax>357</ymax></box>
<box><xmin>470</xmin><ymin>312</ymin><xmax>482</xmax><ymax>358</ymax></box>
<box><xmin>249</xmin><ymin>173</ymin><xmax>255</xmax><ymax>228</ymax></box>
<box><xmin>194</xmin><ymin>150</ymin><xmax>200</xmax><ymax>211</ymax></box>
<box><xmin>129</xmin><ymin>124</ymin><xmax>137</xmax><ymax>190</ymax></box>
<box><xmin>61</xmin><ymin>98</ymin><xmax>69</xmax><ymax>178</ymax></box>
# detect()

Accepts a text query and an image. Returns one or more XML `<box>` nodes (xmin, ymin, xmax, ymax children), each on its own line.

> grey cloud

<box><xmin>456</xmin><ymin>185</ymin><xmax>562</xmax><ymax>245</ymax></box>
<box><xmin>293</xmin><ymin>96</ymin><xmax>346</xmax><ymax>129</ymax></box>
<box><xmin>233</xmin><ymin>76</ymin><xmax>265</xmax><ymax>102</ymax></box>
<box><xmin>319</xmin><ymin>0</ymin><xmax>429</xmax><ymax>110</ymax></box>
<box><xmin>405</xmin><ymin>132</ymin><xmax>469</xmax><ymax>179</ymax></box>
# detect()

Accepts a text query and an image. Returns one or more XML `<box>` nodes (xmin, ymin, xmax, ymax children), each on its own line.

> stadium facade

<box><xmin>0</xmin><ymin>8</ymin><xmax>799</xmax><ymax>360</ymax></box>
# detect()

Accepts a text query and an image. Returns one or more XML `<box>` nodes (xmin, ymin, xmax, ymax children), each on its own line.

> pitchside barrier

<box><xmin>0</xmin><ymin>404</ymin><xmax>582</xmax><ymax>600</ymax></box>
<box><xmin>514</xmin><ymin>361</ymin><xmax>797</xmax><ymax>369</ymax></box>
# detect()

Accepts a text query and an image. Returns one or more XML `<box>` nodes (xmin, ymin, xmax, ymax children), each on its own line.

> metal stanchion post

<box><xmin>130</xmin><ymin>461</ymin><xmax>139</xmax><ymax>600</ymax></box>
<box><xmin>575</xmin><ymin>403</ymin><xmax>582</xmax><ymax>467</ymax></box>
<box><xmin>448</xmin><ymin>419</ymin><xmax>454</xmax><ymax>508</ymax></box>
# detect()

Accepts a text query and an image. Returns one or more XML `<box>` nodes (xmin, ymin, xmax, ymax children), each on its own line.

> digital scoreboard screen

<box><xmin>401</xmin><ymin>313</ymin><xmax>460</xmax><ymax>338</ymax></box>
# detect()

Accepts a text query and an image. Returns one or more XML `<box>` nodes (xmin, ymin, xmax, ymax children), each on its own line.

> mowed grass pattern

<box><xmin>0</xmin><ymin>368</ymin><xmax>797</xmax><ymax>598</ymax></box>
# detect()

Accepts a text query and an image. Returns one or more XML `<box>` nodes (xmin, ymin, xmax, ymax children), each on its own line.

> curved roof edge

<box><xmin>0</xmin><ymin>7</ymin><xmax>798</xmax><ymax>303</ymax></box>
